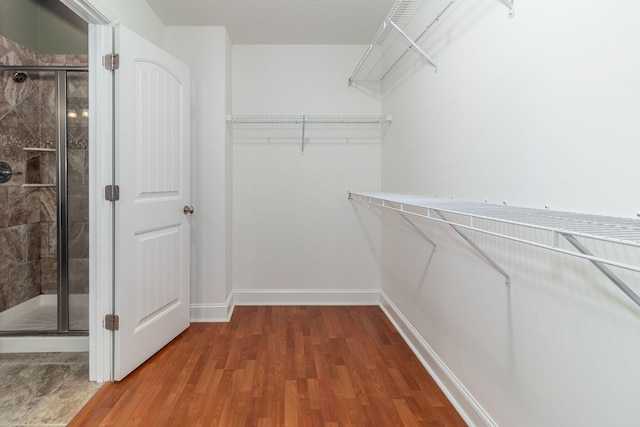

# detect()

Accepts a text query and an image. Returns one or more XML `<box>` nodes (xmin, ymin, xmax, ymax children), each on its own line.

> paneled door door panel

<box><xmin>114</xmin><ymin>25</ymin><xmax>191</xmax><ymax>380</ymax></box>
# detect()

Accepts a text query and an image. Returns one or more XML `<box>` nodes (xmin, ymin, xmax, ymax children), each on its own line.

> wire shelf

<box><xmin>227</xmin><ymin>115</ymin><xmax>392</xmax><ymax>151</ymax></box>
<box><xmin>349</xmin><ymin>0</ymin><xmax>454</xmax><ymax>85</ymax></box>
<box><xmin>349</xmin><ymin>191</ymin><xmax>640</xmax><ymax>308</ymax></box>
<box><xmin>351</xmin><ymin>192</ymin><xmax>640</xmax><ymax>247</ymax></box>
<box><xmin>349</xmin><ymin>0</ymin><xmax>514</xmax><ymax>86</ymax></box>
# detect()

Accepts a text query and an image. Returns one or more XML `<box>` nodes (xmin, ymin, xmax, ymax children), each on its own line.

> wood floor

<box><xmin>70</xmin><ymin>306</ymin><xmax>466</xmax><ymax>426</ymax></box>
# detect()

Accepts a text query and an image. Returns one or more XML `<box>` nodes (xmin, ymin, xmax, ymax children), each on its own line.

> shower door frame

<box><xmin>0</xmin><ymin>65</ymin><xmax>88</xmax><ymax>335</ymax></box>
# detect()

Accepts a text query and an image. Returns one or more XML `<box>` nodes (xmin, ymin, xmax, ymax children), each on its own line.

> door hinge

<box><xmin>103</xmin><ymin>53</ymin><xmax>120</xmax><ymax>71</ymax></box>
<box><xmin>105</xmin><ymin>314</ymin><xmax>120</xmax><ymax>331</ymax></box>
<box><xmin>105</xmin><ymin>185</ymin><xmax>120</xmax><ymax>202</ymax></box>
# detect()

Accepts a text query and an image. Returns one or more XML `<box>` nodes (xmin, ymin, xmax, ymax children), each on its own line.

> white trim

<box><xmin>58</xmin><ymin>0</ymin><xmax>115</xmax><ymax>24</ymax></box>
<box><xmin>190</xmin><ymin>292</ymin><xmax>235</xmax><ymax>322</ymax></box>
<box><xmin>233</xmin><ymin>289</ymin><xmax>380</xmax><ymax>306</ymax></box>
<box><xmin>379</xmin><ymin>291</ymin><xmax>497</xmax><ymax>427</ymax></box>
<box><xmin>60</xmin><ymin>0</ymin><xmax>116</xmax><ymax>383</ymax></box>
<box><xmin>87</xmin><ymin>21</ymin><xmax>115</xmax><ymax>383</ymax></box>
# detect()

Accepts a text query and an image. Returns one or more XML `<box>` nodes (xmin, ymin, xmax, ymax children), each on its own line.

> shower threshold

<box><xmin>0</xmin><ymin>295</ymin><xmax>89</xmax><ymax>353</ymax></box>
<box><xmin>0</xmin><ymin>294</ymin><xmax>87</xmax><ymax>331</ymax></box>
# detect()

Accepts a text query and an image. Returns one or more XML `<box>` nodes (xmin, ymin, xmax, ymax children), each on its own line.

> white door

<box><xmin>114</xmin><ymin>25</ymin><xmax>191</xmax><ymax>380</ymax></box>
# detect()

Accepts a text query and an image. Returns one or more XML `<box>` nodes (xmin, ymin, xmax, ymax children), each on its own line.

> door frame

<box><xmin>59</xmin><ymin>0</ymin><xmax>115</xmax><ymax>382</ymax></box>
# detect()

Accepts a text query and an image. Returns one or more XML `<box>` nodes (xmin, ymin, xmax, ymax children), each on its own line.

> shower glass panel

<box><xmin>0</xmin><ymin>48</ymin><xmax>88</xmax><ymax>335</ymax></box>
<box><xmin>67</xmin><ymin>71</ymin><xmax>89</xmax><ymax>331</ymax></box>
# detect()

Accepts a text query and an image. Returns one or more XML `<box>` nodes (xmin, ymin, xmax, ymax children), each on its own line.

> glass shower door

<box><xmin>67</xmin><ymin>70</ymin><xmax>89</xmax><ymax>331</ymax></box>
<box><xmin>0</xmin><ymin>64</ymin><xmax>88</xmax><ymax>334</ymax></box>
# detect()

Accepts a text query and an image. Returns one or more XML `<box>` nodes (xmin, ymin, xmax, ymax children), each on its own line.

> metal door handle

<box><xmin>183</xmin><ymin>205</ymin><xmax>194</xmax><ymax>215</ymax></box>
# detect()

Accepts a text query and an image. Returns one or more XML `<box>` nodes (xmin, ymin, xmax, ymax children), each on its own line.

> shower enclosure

<box><xmin>0</xmin><ymin>35</ymin><xmax>89</xmax><ymax>342</ymax></box>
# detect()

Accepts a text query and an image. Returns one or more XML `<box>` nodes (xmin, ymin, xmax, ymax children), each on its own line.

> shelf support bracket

<box><xmin>301</xmin><ymin>115</ymin><xmax>307</xmax><ymax>152</ymax></box>
<box><xmin>434</xmin><ymin>210</ymin><xmax>511</xmax><ymax>286</ymax></box>
<box><xmin>501</xmin><ymin>0</ymin><xmax>515</xmax><ymax>18</ymax></box>
<box><xmin>562</xmin><ymin>233</ymin><xmax>640</xmax><ymax>308</ymax></box>
<box><xmin>399</xmin><ymin>212</ymin><xmax>437</xmax><ymax>251</ymax></box>
<box><xmin>388</xmin><ymin>20</ymin><xmax>438</xmax><ymax>71</ymax></box>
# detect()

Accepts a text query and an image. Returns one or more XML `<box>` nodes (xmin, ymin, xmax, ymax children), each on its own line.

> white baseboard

<box><xmin>190</xmin><ymin>292</ymin><xmax>235</xmax><ymax>322</ymax></box>
<box><xmin>233</xmin><ymin>288</ymin><xmax>380</xmax><ymax>306</ymax></box>
<box><xmin>379</xmin><ymin>291</ymin><xmax>497</xmax><ymax>427</ymax></box>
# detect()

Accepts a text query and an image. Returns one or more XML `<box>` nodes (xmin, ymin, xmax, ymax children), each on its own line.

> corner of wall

<box><xmin>379</xmin><ymin>291</ymin><xmax>497</xmax><ymax>427</ymax></box>
<box><xmin>224</xmin><ymin>25</ymin><xmax>234</xmax><ymax>302</ymax></box>
<box><xmin>190</xmin><ymin>291</ymin><xmax>235</xmax><ymax>322</ymax></box>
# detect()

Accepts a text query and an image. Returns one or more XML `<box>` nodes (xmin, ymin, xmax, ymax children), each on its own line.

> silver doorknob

<box><xmin>183</xmin><ymin>205</ymin><xmax>194</xmax><ymax>215</ymax></box>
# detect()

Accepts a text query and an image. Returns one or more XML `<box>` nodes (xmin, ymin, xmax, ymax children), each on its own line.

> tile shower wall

<box><xmin>0</xmin><ymin>35</ymin><xmax>88</xmax><ymax>314</ymax></box>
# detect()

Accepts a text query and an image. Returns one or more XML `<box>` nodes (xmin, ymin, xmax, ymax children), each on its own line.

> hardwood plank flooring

<box><xmin>70</xmin><ymin>306</ymin><xmax>467</xmax><ymax>426</ymax></box>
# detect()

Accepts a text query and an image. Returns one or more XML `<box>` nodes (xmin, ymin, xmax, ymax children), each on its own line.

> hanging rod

<box><xmin>0</xmin><ymin>65</ymin><xmax>88</xmax><ymax>71</ymax></box>
<box><xmin>227</xmin><ymin>115</ymin><xmax>392</xmax><ymax>152</ymax></box>
<box><xmin>349</xmin><ymin>192</ymin><xmax>640</xmax><ymax>308</ymax></box>
<box><xmin>226</xmin><ymin>115</ymin><xmax>392</xmax><ymax>124</ymax></box>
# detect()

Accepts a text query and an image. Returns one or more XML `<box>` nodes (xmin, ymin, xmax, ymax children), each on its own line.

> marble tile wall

<box><xmin>0</xmin><ymin>34</ymin><xmax>88</xmax><ymax>314</ymax></box>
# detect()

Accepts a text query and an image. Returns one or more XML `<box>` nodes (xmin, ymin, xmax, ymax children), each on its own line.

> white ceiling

<box><xmin>145</xmin><ymin>0</ymin><xmax>395</xmax><ymax>44</ymax></box>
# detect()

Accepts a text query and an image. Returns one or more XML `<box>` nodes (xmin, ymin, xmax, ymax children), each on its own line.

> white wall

<box><xmin>382</xmin><ymin>0</ymin><xmax>640</xmax><ymax>218</ymax></box>
<box><xmin>224</xmin><ymin>32</ymin><xmax>234</xmax><ymax>304</ymax></box>
<box><xmin>232</xmin><ymin>45</ymin><xmax>382</xmax><ymax>301</ymax></box>
<box><xmin>165</xmin><ymin>27</ymin><xmax>233</xmax><ymax>319</ymax></box>
<box><xmin>88</xmin><ymin>0</ymin><xmax>164</xmax><ymax>46</ymax></box>
<box><xmin>380</xmin><ymin>0</ymin><xmax>640</xmax><ymax>425</ymax></box>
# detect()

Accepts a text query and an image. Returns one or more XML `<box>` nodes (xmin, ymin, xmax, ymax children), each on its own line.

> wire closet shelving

<box><xmin>348</xmin><ymin>0</ymin><xmax>514</xmax><ymax>86</ymax></box>
<box><xmin>227</xmin><ymin>115</ymin><xmax>392</xmax><ymax>152</ymax></box>
<box><xmin>349</xmin><ymin>192</ymin><xmax>640</xmax><ymax>308</ymax></box>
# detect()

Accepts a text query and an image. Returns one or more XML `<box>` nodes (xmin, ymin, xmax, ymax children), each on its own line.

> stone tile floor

<box><xmin>0</xmin><ymin>352</ymin><xmax>101</xmax><ymax>426</ymax></box>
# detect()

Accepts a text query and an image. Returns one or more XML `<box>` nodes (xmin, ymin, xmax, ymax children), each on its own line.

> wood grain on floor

<box><xmin>70</xmin><ymin>306</ymin><xmax>467</xmax><ymax>426</ymax></box>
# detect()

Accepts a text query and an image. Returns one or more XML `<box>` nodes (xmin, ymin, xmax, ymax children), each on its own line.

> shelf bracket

<box><xmin>502</xmin><ymin>0</ymin><xmax>515</xmax><ymax>18</ymax></box>
<box><xmin>434</xmin><ymin>210</ymin><xmax>511</xmax><ymax>286</ymax></box>
<box><xmin>399</xmin><ymin>212</ymin><xmax>437</xmax><ymax>251</ymax></box>
<box><xmin>388</xmin><ymin>20</ymin><xmax>438</xmax><ymax>71</ymax></box>
<box><xmin>301</xmin><ymin>115</ymin><xmax>307</xmax><ymax>153</ymax></box>
<box><xmin>562</xmin><ymin>233</ymin><xmax>640</xmax><ymax>308</ymax></box>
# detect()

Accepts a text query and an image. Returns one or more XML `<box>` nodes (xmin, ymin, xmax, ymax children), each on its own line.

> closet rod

<box><xmin>227</xmin><ymin>115</ymin><xmax>390</xmax><ymax>124</ymax></box>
